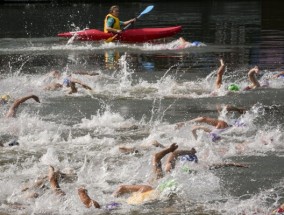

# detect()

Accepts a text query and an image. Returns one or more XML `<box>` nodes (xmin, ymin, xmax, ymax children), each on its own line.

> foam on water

<box><xmin>0</xmin><ymin>39</ymin><xmax>284</xmax><ymax>215</ymax></box>
<box><xmin>0</xmin><ymin>37</ymin><xmax>206</xmax><ymax>54</ymax></box>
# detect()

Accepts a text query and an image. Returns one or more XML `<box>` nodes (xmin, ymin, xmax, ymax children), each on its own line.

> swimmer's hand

<box><xmin>32</xmin><ymin>95</ymin><xmax>40</xmax><ymax>103</ymax></box>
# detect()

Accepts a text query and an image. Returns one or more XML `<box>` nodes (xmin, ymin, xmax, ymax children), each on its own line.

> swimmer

<box><xmin>44</xmin><ymin>76</ymin><xmax>92</xmax><ymax>94</ymax></box>
<box><xmin>117</xmin><ymin>144</ymin><xmax>197</xmax><ymax>193</ymax></box>
<box><xmin>272</xmin><ymin>71</ymin><xmax>284</xmax><ymax>79</ymax></box>
<box><xmin>20</xmin><ymin>165</ymin><xmax>76</xmax><ymax>199</ymax></box>
<box><xmin>175</xmin><ymin>103</ymin><xmax>246</xmax><ymax>130</ymax></box>
<box><xmin>175</xmin><ymin>116</ymin><xmax>230</xmax><ymax>142</ymax></box>
<box><xmin>169</xmin><ymin>37</ymin><xmax>202</xmax><ymax>50</ymax></box>
<box><xmin>21</xmin><ymin>175</ymin><xmax>49</xmax><ymax>199</ymax></box>
<box><xmin>190</xmin><ymin>117</ymin><xmax>230</xmax><ymax>142</ymax></box>
<box><xmin>176</xmin><ymin>116</ymin><xmax>229</xmax><ymax>130</ymax></box>
<box><xmin>5</xmin><ymin>94</ymin><xmax>40</xmax><ymax>118</ymax></box>
<box><xmin>113</xmin><ymin>143</ymin><xmax>247</xmax><ymax>201</ymax></box>
<box><xmin>172</xmin><ymin>37</ymin><xmax>190</xmax><ymax>49</ymax></box>
<box><xmin>112</xmin><ymin>143</ymin><xmax>181</xmax><ymax>197</ymax></box>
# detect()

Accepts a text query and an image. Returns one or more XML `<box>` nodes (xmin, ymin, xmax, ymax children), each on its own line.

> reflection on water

<box><xmin>104</xmin><ymin>50</ymin><xmax>120</xmax><ymax>70</ymax></box>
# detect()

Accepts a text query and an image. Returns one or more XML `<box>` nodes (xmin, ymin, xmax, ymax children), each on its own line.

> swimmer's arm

<box><xmin>248</xmin><ymin>66</ymin><xmax>260</xmax><ymax>86</ymax></box>
<box><xmin>6</xmin><ymin>95</ymin><xmax>40</xmax><ymax>118</ymax></box>
<box><xmin>78</xmin><ymin>187</ymin><xmax>100</xmax><ymax>208</ymax></box>
<box><xmin>71</xmin><ymin>79</ymin><xmax>92</xmax><ymax>90</ymax></box>
<box><xmin>177</xmin><ymin>116</ymin><xmax>210</xmax><ymax>128</ymax></box>
<box><xmin>191</xmin><ymin>125</ymin><xmax>212</xmax><ymax>140</ymax></box>
<box><xmin>112</xmin><ymin>185</ymin><xmax>153</xmax><ymax>197</ymax></box>
<box><xmin>48</xmin><ymin>166</ymin><xmax>65</xmax><ymax>196</ymax></box>
<box><xmin>248</xmin><ymin>66</ymin><xmax>259</xmax><ymax>75</ymax></box>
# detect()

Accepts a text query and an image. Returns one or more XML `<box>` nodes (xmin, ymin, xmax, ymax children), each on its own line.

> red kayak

<box><xmin>57</xmin><ymin>26</ymin><xmax>182</xmax><ymax>43</ymax></box>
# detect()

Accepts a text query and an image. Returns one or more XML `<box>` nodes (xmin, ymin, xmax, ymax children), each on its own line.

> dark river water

<box><xmin>0</xmin><ymin>1</ymin><xmax>284</xmax><ymax>215</ymax></box>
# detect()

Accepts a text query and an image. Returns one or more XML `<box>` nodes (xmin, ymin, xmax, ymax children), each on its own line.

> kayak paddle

<box><xmin>105</xmin><ymin>5</ymin><xmax>154</xmax><ymax>43</ymax></box>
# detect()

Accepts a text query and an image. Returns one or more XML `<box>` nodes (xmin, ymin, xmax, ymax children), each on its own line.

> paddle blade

<box><xmin>105</xmin><ymin>34</ymin><xmax>118</xmax><ymax>43</ymax></box>
<box><xmin>138</xmin><ymin>5</ymin><xmax>154</xmax><ymax>18</ymax></box>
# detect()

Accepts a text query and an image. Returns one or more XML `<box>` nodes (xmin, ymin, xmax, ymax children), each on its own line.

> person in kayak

<box><xmin>104</xmin><ymin>5</ymin><xmax>136</xmax><ymax>34</ymax></box>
